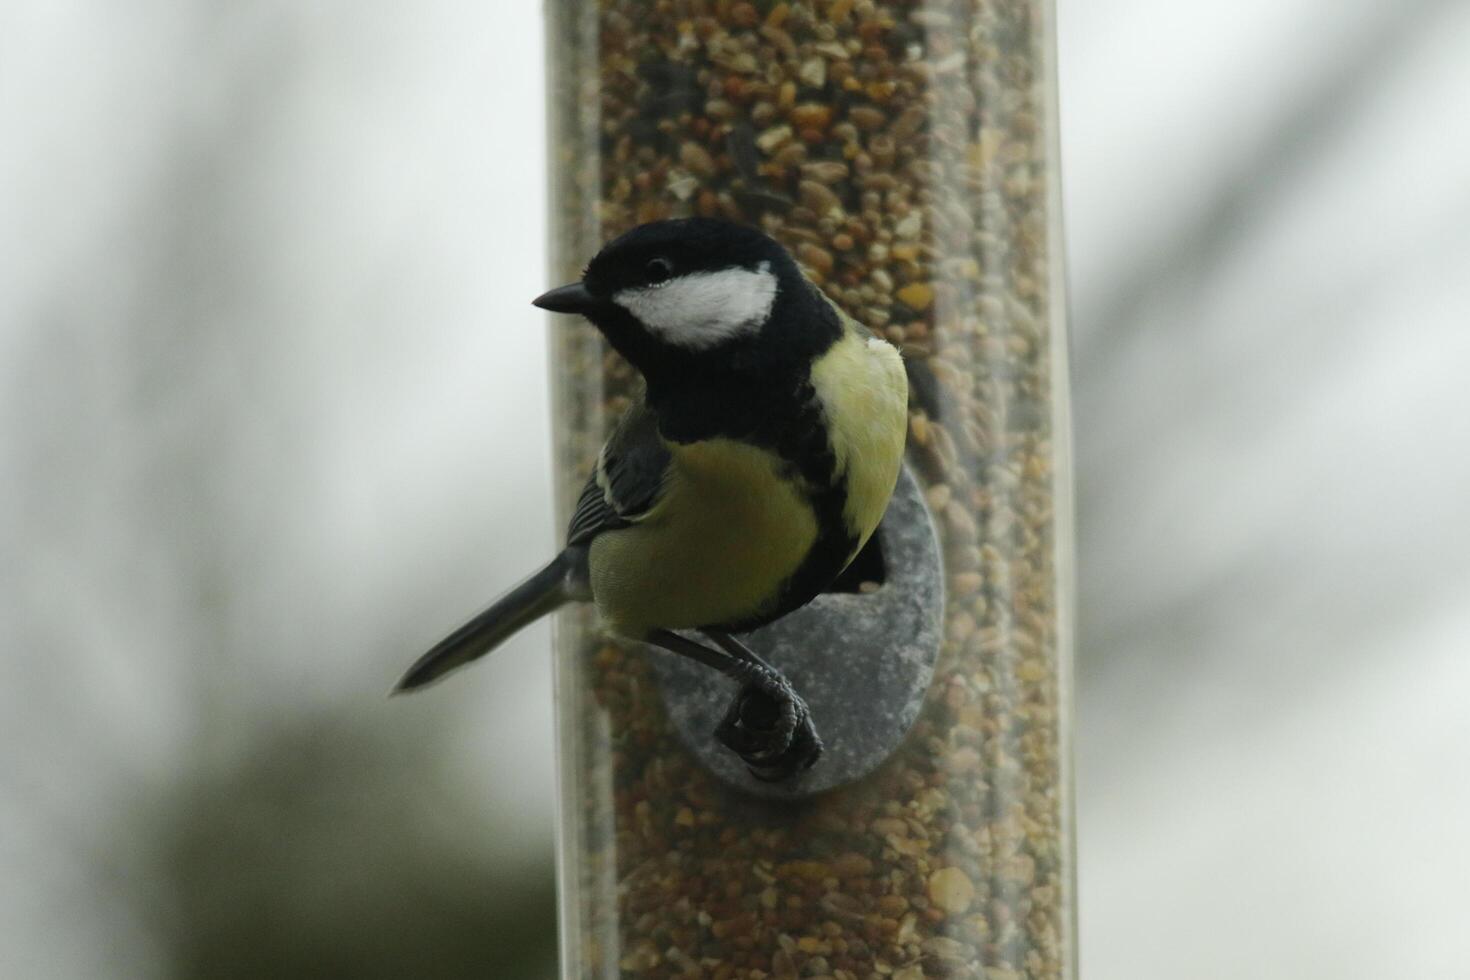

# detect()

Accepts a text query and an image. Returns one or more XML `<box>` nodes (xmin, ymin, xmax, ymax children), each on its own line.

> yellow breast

<box><xmin>588</xmin><ymin>438</ymin><xmax>819</xmax><ymax>638</ymax></box>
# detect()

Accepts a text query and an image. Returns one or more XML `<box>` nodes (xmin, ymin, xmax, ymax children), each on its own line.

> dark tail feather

<box><xmin>394</xmin><ymin>549</ymin><xmax>584</xmax><ymax>693</ymax></box>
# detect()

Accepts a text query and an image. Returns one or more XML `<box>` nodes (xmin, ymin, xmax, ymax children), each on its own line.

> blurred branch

<box><xmin>1074</xmin><ymin>0</ymin><xmax>1456</xmax><ymax>374</ymax></box>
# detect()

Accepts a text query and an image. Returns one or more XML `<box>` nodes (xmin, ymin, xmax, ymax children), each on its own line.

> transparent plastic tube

<box><xmin>547</xmin><ymin>2</ymin><xmax>1075</xmax><ymax>976</ymax></box>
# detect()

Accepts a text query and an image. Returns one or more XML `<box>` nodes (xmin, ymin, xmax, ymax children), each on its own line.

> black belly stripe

<box><xmin>712</xmin><ymin>376</ymin><xmax>857</xmax><ymax>633</ymax></box>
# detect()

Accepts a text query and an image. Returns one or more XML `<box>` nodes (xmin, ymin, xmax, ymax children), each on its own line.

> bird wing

<box><xmin>566</xmin><ymin>397</ymin><xmax>672</xmax><ymax>546</ymax></box>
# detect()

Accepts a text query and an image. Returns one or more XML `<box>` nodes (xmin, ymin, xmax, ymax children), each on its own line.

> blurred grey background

<box><xmin>3</xmin><ymin>1</ymin><xmax>1467</xmax><ymax>978</ymax></box>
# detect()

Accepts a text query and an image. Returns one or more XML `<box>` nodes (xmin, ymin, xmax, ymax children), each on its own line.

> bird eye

<box><xmin>645</xmin><ymin>257</ymin><xmax>674</xmax><ymax>283</ymax></box>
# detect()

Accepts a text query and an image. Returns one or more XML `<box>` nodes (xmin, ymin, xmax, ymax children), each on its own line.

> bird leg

<box><xmin>704</xmin><ymin>630</ymin><xmax>825</xmax><ymax>781</ymax></box>
<box><xmin>645</xmin><ymin>629</ymin><xmax>823</xmax><ymax>781</ymax></box>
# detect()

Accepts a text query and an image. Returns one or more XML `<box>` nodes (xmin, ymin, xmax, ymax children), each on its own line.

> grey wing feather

<box><xmin>566</xmin><ymin>398</ymin><xmax>671</xmax><ymax>546</ymax></box>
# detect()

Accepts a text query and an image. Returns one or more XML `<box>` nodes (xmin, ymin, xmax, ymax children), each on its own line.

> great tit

<box><xmin>396</xmin><ymin>218</ymin><xmax>909</xmax><ymax>780</ymax></box>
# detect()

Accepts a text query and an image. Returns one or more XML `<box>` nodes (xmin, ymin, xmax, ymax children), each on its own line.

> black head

<box><xmin>581</xmin><ymin>218</ymin><xmax>794</xmax><ymax>300</ymax></box>
<box><xmin>533</xmin><ymin>219</ymin><xmax>838</xmax><ymax>388</ymax></box>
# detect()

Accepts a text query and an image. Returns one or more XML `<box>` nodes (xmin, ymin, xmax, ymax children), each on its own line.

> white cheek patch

<box><xmin>614</xmin><ymin>263</ymin><xmax>777</xmax><ymax>349</ymax></box>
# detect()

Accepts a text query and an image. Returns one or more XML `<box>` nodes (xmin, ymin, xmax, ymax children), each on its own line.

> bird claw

<box><xmin>714</xmin><ymin>679</ymin><xmax>823</xmax><ymax>781</ymax></box>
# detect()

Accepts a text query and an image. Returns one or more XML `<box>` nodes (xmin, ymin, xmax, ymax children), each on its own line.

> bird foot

<box><xmin>714</xmin><ymin>673</ymin><xmax>823</xmax><ymax>781</ymax></box>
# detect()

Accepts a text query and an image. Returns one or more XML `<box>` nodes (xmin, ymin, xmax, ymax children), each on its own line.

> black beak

<box><xmin>532</xmin><ymin>282</ymin><xmax>596</xmax><ymax>314</ymax></box>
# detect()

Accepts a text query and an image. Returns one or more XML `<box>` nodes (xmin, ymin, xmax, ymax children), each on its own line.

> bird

<box><xmin>395</xmin><ymin>217</ymin><xmax>909</xmax><ymax>781</ymax></box>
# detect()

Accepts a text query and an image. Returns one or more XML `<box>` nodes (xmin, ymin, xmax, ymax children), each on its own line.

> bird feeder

<box><xmin>545</xmin><ymin>0</ymin><xmax>1076</xmax><ymax>976</ymax></box>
